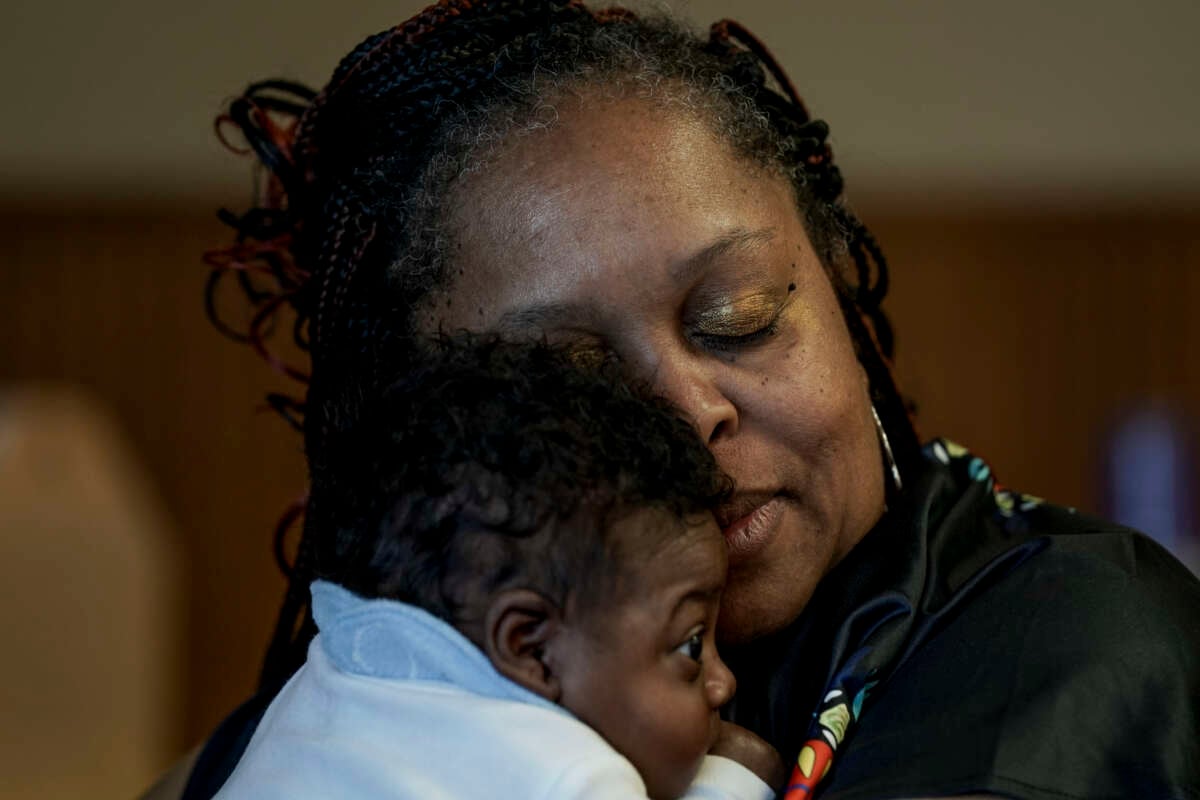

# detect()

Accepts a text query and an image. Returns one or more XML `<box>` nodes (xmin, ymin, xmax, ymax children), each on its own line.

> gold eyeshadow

<box><xmin>686</xmin><ymin>291</ymin><xmax>781</xmax><ymax>337</ymax></box>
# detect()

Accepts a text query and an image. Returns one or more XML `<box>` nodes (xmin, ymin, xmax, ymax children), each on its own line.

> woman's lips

<box><xmin>719</xmin><ymin>496</ymin><xmax>786</xmax><ymax>561</ymax></box>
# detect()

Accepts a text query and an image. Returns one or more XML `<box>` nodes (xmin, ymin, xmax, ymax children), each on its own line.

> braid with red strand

<box><xmin>210</xmin><ymin>0</ymin><xmax>919</xmax><ymax>685</ymax></box>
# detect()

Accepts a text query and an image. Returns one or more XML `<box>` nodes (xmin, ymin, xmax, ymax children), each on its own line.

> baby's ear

<box><xmin>483</xmin><ymin>589</ymin><xmax>563</xmax><ymax>702</ymax></box>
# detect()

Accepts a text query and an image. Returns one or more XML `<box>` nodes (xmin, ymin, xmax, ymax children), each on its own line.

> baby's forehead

<box><xmin>604</xmin><ymin>506</ymin><xmax>727</xmax><ymax>592</ymax></box>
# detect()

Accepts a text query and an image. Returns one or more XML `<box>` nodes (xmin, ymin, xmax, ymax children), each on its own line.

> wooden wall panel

<box><xmin>1</xmin><ymin>200</ymin><xmax>1196</xmax><ymax>764</ymax></box>
<box><xmin>0</xmin><ymin>208</ymin><xmax>306</xmax><ymax>753</ymax></box>
<box><xmin>869</xmin><ymin>208</ymin><xmax>1200</xmax><ymax>516</ymax></box>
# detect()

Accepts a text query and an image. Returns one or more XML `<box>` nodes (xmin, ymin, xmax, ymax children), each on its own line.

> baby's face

<box><xmin>556</xmin><ymin>511</ymin><xmax>734</xmax><ymax>799</ymax></box>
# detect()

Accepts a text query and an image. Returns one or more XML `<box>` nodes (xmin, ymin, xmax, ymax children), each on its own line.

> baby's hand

<box><xmin>709</xmin><ymin>720</ymin><xmax>787</xmax><ymax>792</ymax></box>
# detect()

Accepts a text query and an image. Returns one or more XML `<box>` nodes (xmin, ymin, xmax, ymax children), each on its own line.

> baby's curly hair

<box><xmin>307</xmin><ymin>336</ymin><xmax>731</xmax><ymax>624</ymax></box>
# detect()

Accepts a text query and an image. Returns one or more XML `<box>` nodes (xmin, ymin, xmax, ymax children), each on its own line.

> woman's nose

<box><xmin>650</xmin><ymin>356</ymin><xmax>739</xmax><ymax>444</ymax></box>
<box><xmin>705</xmin><ymin>653</ymin><xmax>737</xmax><ymax>708</ymax></box>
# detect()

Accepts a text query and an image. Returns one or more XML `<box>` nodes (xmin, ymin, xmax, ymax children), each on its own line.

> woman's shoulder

<box><xmin>821</xmin><ymin>440</ymin><xmax>1200</xmax><ymax>799</ymax></box>
<box><xmin>917</xmin><ymin>438</ymin><xmax>1200</xmax><ymax>701</ymax></box>
<box><xmin>920</xmin><ymin>437</ymin><xmax>1197</xmax><ymax>601</ymax></box>
<box><xmin>1019</xmin><ymin>501</ymin><xmax>1200</xmax><ymax>616</ymax></box>
<box><xmin>828</xmin><ymin>531</ymin><xmax>1200</xmax><ymax>799</ymax></box>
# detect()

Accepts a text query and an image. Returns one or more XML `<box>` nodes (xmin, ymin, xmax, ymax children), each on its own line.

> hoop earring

<box><xmin>872</xmin><ymin>404</ymin><xmax>903</xmax><ymax>494</ymax></box>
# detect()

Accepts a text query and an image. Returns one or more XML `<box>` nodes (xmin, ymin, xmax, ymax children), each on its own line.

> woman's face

<box><xmin>424</xmin><ymin>96</ymin><xmax>885</xmax><ymax>643</ymax></box>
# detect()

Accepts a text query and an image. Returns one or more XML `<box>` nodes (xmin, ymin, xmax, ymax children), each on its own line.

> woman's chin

<box><xmin>716</xmin><ymin>579</ymin><xmax>815</xmax><ymax>646</ymax></box>
<box><xmin>717</xmin><ymin>521</ymin><xmax>831</xmax><ymax>645</ymax></box>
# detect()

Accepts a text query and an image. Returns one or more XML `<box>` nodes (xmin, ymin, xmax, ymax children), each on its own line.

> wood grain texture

<box><xmin>867</xmin><ymin>206</ymin><xmax>1200</xmax><ymax>513</ymax></box>
<box><xmin>0</xmin><ymin>206</ymin><xmax>304</xmax><ymax>752</ymax></box>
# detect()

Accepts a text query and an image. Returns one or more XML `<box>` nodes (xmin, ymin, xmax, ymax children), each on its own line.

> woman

<box><xmin>186</xmin><ymin>1</ymin><xmax>1200</xmax><ymax>798</ymax></box>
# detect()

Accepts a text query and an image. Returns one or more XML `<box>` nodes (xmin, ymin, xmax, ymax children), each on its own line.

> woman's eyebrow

<box><xmin>669</xmin><ymin>227</ymin><xmax>776</xmax><ymax>282</ymax></box>
<box><xmin>497</xmin><ymin>302</ymin><xmax>585</xmax><ymax>331</ymax></box>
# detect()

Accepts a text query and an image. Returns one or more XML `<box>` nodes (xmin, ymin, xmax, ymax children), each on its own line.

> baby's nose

<box><xmin>705</xmin><ymin>654</ymin><xmax>737</xmax><ymax>708</ymax></box>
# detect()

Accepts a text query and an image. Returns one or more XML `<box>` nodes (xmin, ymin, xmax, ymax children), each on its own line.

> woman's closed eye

<box><xmin>686</xmin><ymin>293</ymin><xmax>785</xmax><ymax>353</ymax></box>
<box><xmin>693</xmin><ymin>320</ymin><xmax>780</xmax><ymax>352</ymax></box>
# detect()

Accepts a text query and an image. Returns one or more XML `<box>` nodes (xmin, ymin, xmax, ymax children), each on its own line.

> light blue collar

<box><xmin>310</xmin><ymin>580</ymin><xmax>564</xmax><ymax>714</ymax></box>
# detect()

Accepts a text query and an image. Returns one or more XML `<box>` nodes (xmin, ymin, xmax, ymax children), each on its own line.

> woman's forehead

<box><xmin>435</xmin><ymin>96</ymin><xmax>802</xmax><ymax>330</ymax></box>
<box><xmin>454</xmin><ymin>98</ymin><xmax>729</xmax><ymax>235</ymax></box>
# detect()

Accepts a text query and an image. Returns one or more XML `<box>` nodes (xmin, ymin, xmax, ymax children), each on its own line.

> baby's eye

<box><xmin>675</xmin><ymin>631</ymin><xmax>704</xmax><ymax>662</ymax></box>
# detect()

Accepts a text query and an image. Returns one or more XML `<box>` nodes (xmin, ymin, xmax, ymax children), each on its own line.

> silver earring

<box><xmin>872</xmin><ymin>404</ymin><xmax>903</xmax><ymax>494</ymax></box>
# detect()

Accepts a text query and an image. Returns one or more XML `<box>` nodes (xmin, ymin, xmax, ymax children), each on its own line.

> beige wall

<box><xmin>2</xmin><ymin>0</ymin><xmax>1198</xmax><ymax>199</ymax></box>
<box><xmin>0</xmin><ymin>388</ymin><xmax>181</xmax><ymax>799</ymax></box>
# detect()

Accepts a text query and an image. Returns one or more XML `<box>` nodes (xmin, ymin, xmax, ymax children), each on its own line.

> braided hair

<box><xmin>209</xmin><ymin>0</ymin><xmax>921</xmax><ymax>686</ymax></box>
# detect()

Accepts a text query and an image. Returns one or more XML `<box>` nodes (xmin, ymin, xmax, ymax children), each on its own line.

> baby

<box><xmin>215</xmin><ymin>338</ymin><xmax>782</xmax><ymax>799</ymax></box>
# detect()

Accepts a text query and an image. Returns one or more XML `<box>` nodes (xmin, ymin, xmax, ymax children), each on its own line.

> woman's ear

<box><xmin>483</xmin><ymin>589</ymin><xmax>563</xmax><ymax>702</ymax></box>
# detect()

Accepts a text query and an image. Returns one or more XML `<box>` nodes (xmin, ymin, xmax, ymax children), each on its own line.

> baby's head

<box><xmin>308</xmin><ymin>337</ymin><xmax>735</xmax><ymax>798</ymax></box>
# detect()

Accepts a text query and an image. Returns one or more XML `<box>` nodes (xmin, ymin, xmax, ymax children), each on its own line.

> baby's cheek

<box><xmin>646</xmin><ymin>723</ymin><xmax>702</xmax><ymax>795</ymax></box>
<box><xmin>681</xmin><ymin>705</ymin><xmax>718</xmax><ymax>773</ymax></box>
